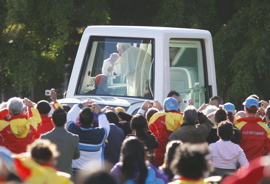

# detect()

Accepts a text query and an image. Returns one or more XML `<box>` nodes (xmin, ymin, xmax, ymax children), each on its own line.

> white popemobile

<box><xmin>65</xmin><ymin>25</ymin><xmax>217</xmax><ymax>114</ymax></box>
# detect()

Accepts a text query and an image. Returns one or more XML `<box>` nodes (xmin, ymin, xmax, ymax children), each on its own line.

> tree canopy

<box><xmin>0</xmin><ymin>0</ymin><xmax>269</xmax><ymax>107</ymax></box>
<box><xmin>214</xmin><ymin>0</ymin><xmax>270</xmax><ymax>108</ymax></box>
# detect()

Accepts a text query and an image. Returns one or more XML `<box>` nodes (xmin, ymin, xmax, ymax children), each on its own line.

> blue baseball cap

<box><xmin>223</xmin><ymin>102</ymin><xmax>235</xmax><ymax>113</ymax></box>
<box><xmin>242</xmin><ymin>97</ymin><xmax>258</xmax><ymax>109</ymax></box>
<box><xmin>163</xmin><ymin>97</ymin><xmax>178</xmax><ymax>111</ymax></box>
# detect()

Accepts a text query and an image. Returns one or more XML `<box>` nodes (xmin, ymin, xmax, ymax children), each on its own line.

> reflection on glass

<box><xmin>76</xmin><ymin>37</ymin><xmax>154</xmax><ymax>99</ymax></box>
<box><xmin>169</xmin><ymin>39</ymin><xmax>206</xmax><ymax>109</ymax></box>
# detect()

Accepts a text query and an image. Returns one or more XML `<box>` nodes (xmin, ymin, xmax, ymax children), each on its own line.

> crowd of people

<box><xmin>1</xmin><ymin>88</ymin><xmax>270</xmax><ymax>184</ymax></box>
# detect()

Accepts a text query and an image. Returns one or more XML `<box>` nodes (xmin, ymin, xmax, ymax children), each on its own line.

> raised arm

<box><xmin>91</xmin><ymin>103</ymin><xmax>110</xmax><ymax>137</ymax></box>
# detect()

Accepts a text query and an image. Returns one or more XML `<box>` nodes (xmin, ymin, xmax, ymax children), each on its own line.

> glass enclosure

<box><xmin>169</xmin><ymin>39</ymin><xmax>206</xmax><ymax>108</ymax></box>
<box><xmin>76</xmin><ymin>36</ymin><xmax>154</xmax><ymax>99</ymax></box>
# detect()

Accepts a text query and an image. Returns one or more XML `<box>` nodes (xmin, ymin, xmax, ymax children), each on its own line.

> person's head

<box><xmin>167</xmin><ymin>90</ymin><xmax>181</xmax><ymax>108</ymax></box>
<box><xmin>116</xmin><ymin>43</ymin><xmax>132</xmax><ymax>56</ymax></box>
<box><xmin>223</xmin><ymin>102</ymin><xmax>235</xmax><ymax>114</ymax></box>
<box><xmin>223</xmin><ymin>102</ymin><xmax>236</xmax><ymax>123</ymax></box>
<box><xmin>243</xmin><ymin>97</ymin><xmax>258</xmax><ymax>115</ymax></box>
<box><xmin>95</xmin><ymin>74</ymin><xmax>108</xmax><ymax>89</ymax></box>
<box><xmin>117</xmin><ymin>111</ymin><xmax>132</xmax><ymax>122</ymax></box>
<box><xmin>109</xmin><ymin>53</ymin><xmax>120</xmax><ymax>63</ymax></box>
<box><xmin>214</xmin><ymin>107</ymin><xmax>227</xmax><ymax>124</ymax></box>
<box><xmin>7</xmin><ymin>97</ymin><xmax>24</xmax><ymax>116</ymax></box>
<box><xmin>79</xmin><ymin>108</ymin><xmax>94</xmax><ymax>128</ymax></box>
<box><xmin>170</xmin><ymin>143</ymin><xmax>211</xmax><ymax>179</ymax></box>
<box><xmin>162</xmin><ymin>140</ymin><xmax>183</xmax><ymax>180</ymax></box>
<box><xmin>120</xmin><ymin>137</ymin><xmax>147</xmax><ymax>184</ymax></box>
<box><xmin>36</xmin><ymin>100</ymin><xmax>51</xmax><ymax>115</ymax></box>
<box><xmin>202</xmin><ymin>105</ymin><xmax>217</xmax><ymax>116</ymax></box>
<box><xmin>235</xmin><ymin>110</ymin><xmax>246</xmax><ymax>119</ymax></box>
<box><xmin>62</xmin><ymin>104</ymin><xmax>71</xmax><ymax>113</ymax></box>
<box><xmin>163</xmin><ymin>97</ymin><xmax>179</xmax><ymax>112</ymax></box>
<box><xmin>27</xmin><ymin>139</ymin><xmax>59</xmax><ymax>164</ymax></box>
<box><xmin>266</xmin><ymin>106</ymin><xmax>270</xmax><ymax>122</ymax></box>
<box><xmin>202</xmin><ymin>105</ymin><xmax>217</xmax><ymax>123</ymax></box>
<box><xmin>145</xmin><ymin>107</ymin><xmax>159</xmax><ymax>121</ymax></box>
<box><xmin>105</xmin><ymin>111</ymin><xmax>119</xmax><ymax>125</ymax></box>
<box><xmin>217</xmin><ymin>121</ymin><xmax>233</xmax><ymax>141</ymax></box>
<box><xmin>209</xmin><ymin>96</ymin><xmax>223</xmax><ymax>107</ymax></box>
<box><xmin>115</xmin><ymin>107</ymin><xmax>126</xmax><ymax>113</ymax></box>
<box><xmin>130</xmin><ymin>114</ymin><xmax>148</xmax><ymax>134</ymax></box>
<box><xmin>183</xmin><ymin>106</ymin><xmax>198</xmax><ymax>124</ymax></box>
<box><xmin>52</xmin><ymin>107</ymin><xmax>67</xmax><ymax>127</ymax></box>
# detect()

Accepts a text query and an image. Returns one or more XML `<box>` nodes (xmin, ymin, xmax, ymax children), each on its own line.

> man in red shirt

<box><xmin>34</xmin><ymin>100</ymin><xmax>54</xmax><ymax>139</ymax></box>
<box><xmin>234</xmin><ymin>97</ymin><xmax>270</xmax><ymax>161</ymax></box>
<box><xmin>148</xmin><ymin>97</ymin><xmax>183</xmax><ymax>166</ymax></box>
<box><xmin>34</xmin><ymin>88</ymin><xmax>62</xmax><ymax>139</ymax></box>
<box><xmin>0</xmin><ymin>97</ymin><xmax>41</xmax><ymax>153</ymax></box>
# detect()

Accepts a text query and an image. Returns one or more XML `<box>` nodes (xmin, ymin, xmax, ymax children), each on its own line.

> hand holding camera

<box><xmin>183</xmin><ymin>99</ymin><xmax>193</xmax><ymax>105</ymax></box>
<box><xmin>23</xmin><ymin>98</ymin><xmax>33</xmax><ymax>107</ymax></box>
<box><xmin>80</xmin><ymin>99</ymin><xmax>92</xmax><ymax>107</ymax></box>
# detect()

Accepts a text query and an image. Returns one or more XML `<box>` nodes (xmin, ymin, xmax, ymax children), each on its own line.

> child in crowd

<box><xmin>207</xmin><ymin>121</ymin><xmax>248</xmax><ymax>178</ymax></box>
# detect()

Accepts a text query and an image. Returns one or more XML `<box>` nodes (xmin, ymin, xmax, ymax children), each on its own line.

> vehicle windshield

<box><xmin>76</xmin><ymin>36</ymin><xmax>154</xmax><ymax>99</ymax></box>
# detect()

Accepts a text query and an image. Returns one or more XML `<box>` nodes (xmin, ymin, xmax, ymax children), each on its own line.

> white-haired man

<box><xmin>112</xmin><ymin>42</ymin><xmax>151</xmax><ymax>96</ymax></box>
<box><xmin>0</xmin><ymin>97</ymin><xmax>41</xmax><ymax>153</ymax></box>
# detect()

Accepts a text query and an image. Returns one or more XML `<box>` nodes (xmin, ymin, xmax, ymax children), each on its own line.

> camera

<box><xmin>45</xmin><ymin>90</ymin><xmax>51</xmax><ymax>96</ymax></box>
<box><xmin>148</xmin><ymin>101</ymin><xmax>154</xmax><ymax>107</ymax></box>
<box><xmin>183</xmin><ymin>99</ymin><xmax>189</xmax><ymax>104</ymax></box>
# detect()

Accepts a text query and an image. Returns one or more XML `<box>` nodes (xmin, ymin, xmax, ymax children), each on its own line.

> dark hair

<box><xmin>130</xmin><ymin>114</ymin><xmax>148</xmax><ymax>131</ymax></box>
<box><xmin>266</xmin><ymin>106</ymin><xmax>270</xmax><ymax>119</ymax></box>
<box><xmin>214</xmin><ymin>107</ymin><xmax>227</xmax><ymax>124</ymax></box>
<box><xmin>217</xmin><ymin>121</ymin><xmax>233</xmax><ymax>140</ymax></box>
<box><xmin>120</xmin><ymin>137</ymin><xmax>148</xmax><ymax>184</ymax></box>
<box><xmin>130</xmin><ymin>114</ymin><xmax>148</xmax><ymax>141</ymax></box>
<box><xmin>227</xmin><ymin>112</ymin><xmax>234</xmax><ymax>123</ymax></box>
<box><xmin>36</xmin><ymin>100</ymin><xmax>51</xmax><ymax>114</ymax></box>
<box><xmin>52</xmin><ymin>107</ymin><xmax>67</xmax><ymax>127</ymax></box>
<box><xmin>245</xmin><ymin>107</ymin><xmax>257</xmax><ymax>114</ymax></box>
<box><xmin>81</xmin><ymin>170</ymin><xmax>117</xmax><ymax>184</ymax></box>
<box><xmin>117</xmin><ymin>111</ymin><xmax>132</xmax><ymax>122</ymax></box>
<box><xmin>209</xmin><ymin>96</ymin><xmax>223</xmax><ymax>105</ymax></box>
<box><xmin>62</xmin><ymin>104</ymin><xmax>71</xmax><ymax>113</ymax></box>
<box><xmin>183</xmin><ymin>106</ymin><xmax>198</xmax><ymax>124</ymax></box>
<box><xmin>27</xmin><ymin>139</ymin><xmax>58</xmax><ymax>164</ymax></box>
<box><xmin>105</xmin><ymin>111</ymin><xmax>119</xmax><ymax>125</ymax></box>
<box><xmin>161</xmin><ymin>140</ymin><xmax>182</xmax><ymax>180</ymax></box>
<box><xmin>79</xmin><ymin>108</ymin><xmax>94</xmax><ymax>128</ymax></box>
<box><xmin>167</xmin><ymin>90</ymin><xmax>180</xmax><ymax>98</ymax></box>
<box><xmin>145</xmin><ymin>108</ymin><xmax>158</xmax><ymax>121</ymax></box>
<box><xmin>170</xmin><ymin>143</ymin><xmax>210</xmax><ymax>179</ymax></box>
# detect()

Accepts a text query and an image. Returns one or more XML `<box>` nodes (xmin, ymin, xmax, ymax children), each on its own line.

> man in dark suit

<box><xmin>41</xmin><ymin>107</ymin><xmax>80</xmax><ymax>181</ymax></box>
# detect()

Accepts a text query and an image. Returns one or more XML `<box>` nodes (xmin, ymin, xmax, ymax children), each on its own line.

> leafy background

<box><xmin>0</xmin><ymin>0</ymin><xmax>269</xmax><ymax>110</ymax></box>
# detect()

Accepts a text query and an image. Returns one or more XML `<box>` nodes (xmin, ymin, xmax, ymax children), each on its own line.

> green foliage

<box><xmin>1</xmin><ymin>0</ymin><xmax>270</xmax><ymax>107</ymax></box>
<box><xmin>1</xmin><ymin>0</ymin><xmax>109</xmax><ymax>101</ymax></box>
<box><xmin>214</xmin><ymin>0</ymin><xmax>270</xmax><ymax>108</ymax></box>
<box><xmin>108</xmin><ymin>0</ymin><xmax>160</xmax><ymax>25</ymax></box>
<box><xmin>0</xmin><ymin>0</ymin><xmax>8</xmax><ymax>92</ymax></box>
<box><xmin>153</xmin><ymin>0</ymin><xmax>220</xmax><ymax>34</ymax></box>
